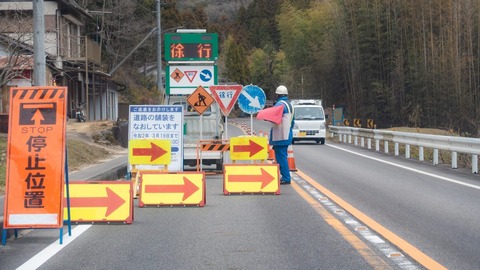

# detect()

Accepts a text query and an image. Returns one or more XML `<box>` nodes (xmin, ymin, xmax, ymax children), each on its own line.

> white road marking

<box><xmin>327</xmin><ymin>144</ymin><xmax>480</xmax><ymax>190</ymax></box>
<box><xmin>16</xmin><ymin>225</ymin><xmax>92</xmax><ymax>270</ymax></box>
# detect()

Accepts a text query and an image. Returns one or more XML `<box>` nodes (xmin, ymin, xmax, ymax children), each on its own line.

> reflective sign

<box><xmin>187</xmin><ymin>86</ymin><xmax>215</xmax><ymax>115</ymax></box>
<box><xmin>230</xmin><ymin>136</ymin><xmax>268</xmax><ymax>160</ymax></box>
<box><xmin>129</xmin><ymin>139</ymin><xmax>171</xmax><ymax>165</ymax></box>
<box><xmin>238</xmin><ymin>85</ymin><xmax>266</xmax><ymax>115</ymax></box>
<box><xmin>128</xmin><ymin>105</ymin><xmax>183</xmax><ymax>172</ymax></box>
<box><xmin>4</xmin><ymin>87</ymin><xmax>67</xmax><ymax>229</ymax></box>
<box><xmin>64</xmin><ymin>181</ymin><xmax>133</xmax><ymax>224</ymax></box>
<box><xmin>223</xmin><ymin>164</ymin><xmax>280</xmax><ymax>195</ymax></box>
<box><xmin>210</xmin><ymin>85</ymin><xmax>243</xmax><ymax>116</ymax></box>
<box><xmin>139</xmin><ymin>171</ymin><xmax>206</xmax><ymax>207</ymax></box>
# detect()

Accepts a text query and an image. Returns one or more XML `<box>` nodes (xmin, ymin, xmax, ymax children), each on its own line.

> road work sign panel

<box><xmin>138</xmin><ymin>171</ymin><xmax>205</xmax><ymax>207</ymax></box>
<box><xmin>64</xmin><ymin>181</ymin><xmax>133</xmax><ymax>224</ymax></box>
<box><xmin>129</xmin><ymin>139</ymin><xmax>171</xmax><ymax>165</ymax></box>
<box><xmin>4</xmin><ymin>86</ymin><xmax>67</xmax><ymax>229</ymax></box>
<box><xmin>128</xmin><ymin>105</ymin><xmax>183</xmax><ymax>171</ymax></box>
<box><xmin>223</xmin><ymin>164</ymin><xmax>280</xmax><ymax>195</ymax></box>
<box><xmin>230</xmin><ymin>136</ymin><xmax>268</xmax><ymax>160</ymax></box>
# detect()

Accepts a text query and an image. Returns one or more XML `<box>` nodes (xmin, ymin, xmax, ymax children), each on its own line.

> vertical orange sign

<box><xmin>3</xmin><ymin>86</ymin><xmax>67</xmax><ymax>229</ymax></box>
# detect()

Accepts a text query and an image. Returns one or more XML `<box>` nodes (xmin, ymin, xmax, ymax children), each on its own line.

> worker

<box><xmin>269</xmin><ymin>85</ymin><xmax>294</xmax><ymax>184</ymax></box>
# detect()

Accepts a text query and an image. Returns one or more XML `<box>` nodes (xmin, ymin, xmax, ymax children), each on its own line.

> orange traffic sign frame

<box><xmin>223</xmin><ymin>164</ymin><xmax>280</xmax><ymax>195</ymax></box>
<box><xmin>3</xmin><ymin>86</ymin><xmax>67</xmax><ymax>229</ymax></box>
<box><xmin>64</xmin><ymin>181</ymin><xmax>133</xmax><ymax>224</ymax></box>
<box><xmin>138</xmin><ymin>171</ymin><xmax>206</xmax><ymax>207</ymax></box>
<box><xmin>186</xmin><ymin>86</ymin><xmax>214</xmax><ymax>115</ymax></box>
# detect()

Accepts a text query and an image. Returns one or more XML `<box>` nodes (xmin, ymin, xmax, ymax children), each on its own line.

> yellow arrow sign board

<box><xmin>139</xmin><ymin>171</ymin><xmax>205</xmax><ymax>207</ymax></box>
<box><xmin>64</xmin><ymin>181</ymin><xmax>133</xmax><ymax>224</ymax></box>
<box><xmin>223</xmin><ymin>164</ymin><xmax>280</xmax><ymax>194</ymax></box>
<box><xmin>129</xmin><ymin>139</ymin><xmax>171</xmax><ymax>165</ymax></box>
<box><xmin>230</xmin><ymin>136</ymin><xmax>268</xmax><ymax>160</ymax></box>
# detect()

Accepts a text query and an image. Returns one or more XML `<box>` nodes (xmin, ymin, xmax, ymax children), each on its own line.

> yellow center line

<box><xmin>291</xmin><ymin>181</ymin><xmax>392</xmax><ymax>270</ymax></box>
<box><xmin>295</xmin><ymin>170</ymin><xmax>447</xmax><ymax>270</ymax></box>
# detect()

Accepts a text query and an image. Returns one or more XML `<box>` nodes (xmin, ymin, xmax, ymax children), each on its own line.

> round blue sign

<box><xmin>200</xmin><ymin>69</ymin><xmax>212</xmax><ymax>82</ymax></box>
<box><xmin>237</xmin><ymin>85</ymin><xmax>266</xmax><ymax>114</ymax></box>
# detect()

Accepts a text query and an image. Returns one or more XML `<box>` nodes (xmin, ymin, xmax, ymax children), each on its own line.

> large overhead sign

<box><xmin>3</xmin><ymin>86</ymin><xmax>67</xmax><ymax>229</ymax></box>
<box><xmin>166</xmin><ymin>65</ymin><xmax>217</xmax><ymax>95</ymax></box>
<box><xmin>164</xmin><ymin>32</ymin><xmax>218</xmax><ymax>61</ymax></box>
<box><xmin>128</xmin><ymin>105</ymin><xmax>183</xmax><ymax>171</ymax></box>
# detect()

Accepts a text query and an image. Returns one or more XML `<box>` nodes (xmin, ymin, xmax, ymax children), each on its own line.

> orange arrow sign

<box><xmin>145</xmin><ymin>177</ymin><xmax>199</xmax><ymax>201</ymax></box>
<box><xmin>232</xmin><ymin>139</ymin><xmax>264</xmax><ymax>157</ymax></box>
<box><xmin>132</xmin><ymin>142</ymin><xmax>167</xmax><ymax>161</ymax></box>
<box><xmin>67</xmin><ymin>187</ymin><xmax>126</xmax><ymax>217</ymax></box>
<box><xmin>228</xmin><ymin>168</ymin><xmax>275</xmax><ymax>188</ymax></box>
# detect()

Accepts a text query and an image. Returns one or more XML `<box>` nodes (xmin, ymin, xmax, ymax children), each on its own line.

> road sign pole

<box><xmin>225</xmin><ymin>115</ymin><xmax>228</xmax><ymax>139</ymax></box>
<box><xmin>250</xmin><ymin>114</ymin><xmax>254</xmax><ymax>135</ymax></box>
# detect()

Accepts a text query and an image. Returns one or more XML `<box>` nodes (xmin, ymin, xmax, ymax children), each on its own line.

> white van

<box><xmin>291</xmin><ymin>99</ymin><xmax>326</xmax><ymax>144</ymax></box>
<box><xmin>166</xmin><ymin>95</ymin><xmax>224</xmax><ymax>170</ymax></box>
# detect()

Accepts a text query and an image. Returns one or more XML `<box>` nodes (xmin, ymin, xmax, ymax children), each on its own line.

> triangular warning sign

<box><xmin>210</xmin><ymin>85</ymin><xmax>243</xmax><ymax>116</ymax></box>
<box><xmin>184</xmin><ymin>71</ymin><xmax>197</xmax><ymax>83</ymax></box>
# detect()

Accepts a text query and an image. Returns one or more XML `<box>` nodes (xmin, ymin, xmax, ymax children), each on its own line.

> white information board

<box><xmin>128</xmin><ymin>105</ymin><xmax>183</xmax><ymax>171</ymax></box>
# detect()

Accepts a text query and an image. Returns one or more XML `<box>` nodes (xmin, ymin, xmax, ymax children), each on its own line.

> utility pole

<box><xmin>33</xmin><ymin>0</ymin><xmax>46</xmax><ymax>86</ymax></box>
<box><xmin>156</xmin><ymin>0</ymin><xmax>163</xmax><ymax>101</ymax></box>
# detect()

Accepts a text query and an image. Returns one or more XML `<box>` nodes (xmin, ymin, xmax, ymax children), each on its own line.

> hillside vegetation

<box><xmin>77</xmin><ymin>0</ymin><xmax>480</xmax><ymax>135</ymax></box>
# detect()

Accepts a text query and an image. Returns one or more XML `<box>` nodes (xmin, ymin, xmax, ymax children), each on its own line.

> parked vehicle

<box><xmin>292</xmin><ymin>99</ymin><xmax>326</xmax><ymax>144</ymax></box>
<box><xmin>166</xmin><ymin>95</ymin><xmax>224</xmax><ymax>170</ymax></box>
<box><xmin>75</xmin><ymin>102</ymin><xmax>86</xmax><ymax>122</ymax></box>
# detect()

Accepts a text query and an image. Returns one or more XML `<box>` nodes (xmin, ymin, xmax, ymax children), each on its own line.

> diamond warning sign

<box><xmin>187</xmin><ymin>86</ymin><xmax>215</xmax><ymax>115</ymax></box>
<box><xmin>171</xmin><ymin>68</ymin><xmax>184</xmax><ymax>83</ymax></box>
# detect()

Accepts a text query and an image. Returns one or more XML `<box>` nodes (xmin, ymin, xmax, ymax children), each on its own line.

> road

<box><xmin>1</xmin><ymin>118</ymin><xmax>479</xmax><ymax>269</ymax></box>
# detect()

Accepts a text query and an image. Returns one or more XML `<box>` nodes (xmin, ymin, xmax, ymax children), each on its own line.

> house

<box><xmin>0</xmin><ymin>0</ymin><xmax>119</xmax><ymax>122</ymax></box>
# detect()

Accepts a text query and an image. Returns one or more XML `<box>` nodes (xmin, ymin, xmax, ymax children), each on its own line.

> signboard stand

<box><xmin>63</xmin><ymin>149</ymin><xmax>72</xmax><ymax>240</ymax></box>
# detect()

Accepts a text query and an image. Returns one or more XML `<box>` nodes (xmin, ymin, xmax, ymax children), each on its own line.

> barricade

<box><xmin>196</xmin><ymin>139</ymin><xmax>230</xmax><ymax>173</ymax></box>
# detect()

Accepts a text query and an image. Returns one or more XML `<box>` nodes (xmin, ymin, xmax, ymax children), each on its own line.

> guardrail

<box><xmin>328</xmin><ymin>126</ymin><xmax>480</xmax><ymax>174</ymax></box>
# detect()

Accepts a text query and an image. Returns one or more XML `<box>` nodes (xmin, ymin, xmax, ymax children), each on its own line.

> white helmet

<box><xmin>275</xmin><ymin>85</ymin><xmax>288</xmax><ymax>95</ymax></box>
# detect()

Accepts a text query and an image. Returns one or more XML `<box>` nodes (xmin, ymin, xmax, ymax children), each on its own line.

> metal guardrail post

<box><xmin>451</xmin><ymin>152</ymin><xmax>457</xmax><ymax>169</ymax></box>
<box><xmin>433</xmin><ymin>149</ymin><xmax>439</xmax><ymax>165</ymax></box>
<box><xmin>472</xmin><ymin>155</ymin><xmax>478</xmax><ymax>174</ymax></box>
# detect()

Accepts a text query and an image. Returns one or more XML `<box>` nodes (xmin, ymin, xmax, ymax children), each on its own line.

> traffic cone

<box><xmin>287</xmin><ymin>145</ymin><xmax>297</xmax><ymax>171</ymax></box>
<box><xmin>268</xmin><ymin>145</ymin><xmax>275</xmax><ymax>161</ymax></box>
<box><xmin>266</xmin><ymin>132</ymin><xmax>276</xmax><ymax>161</ymax></box>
